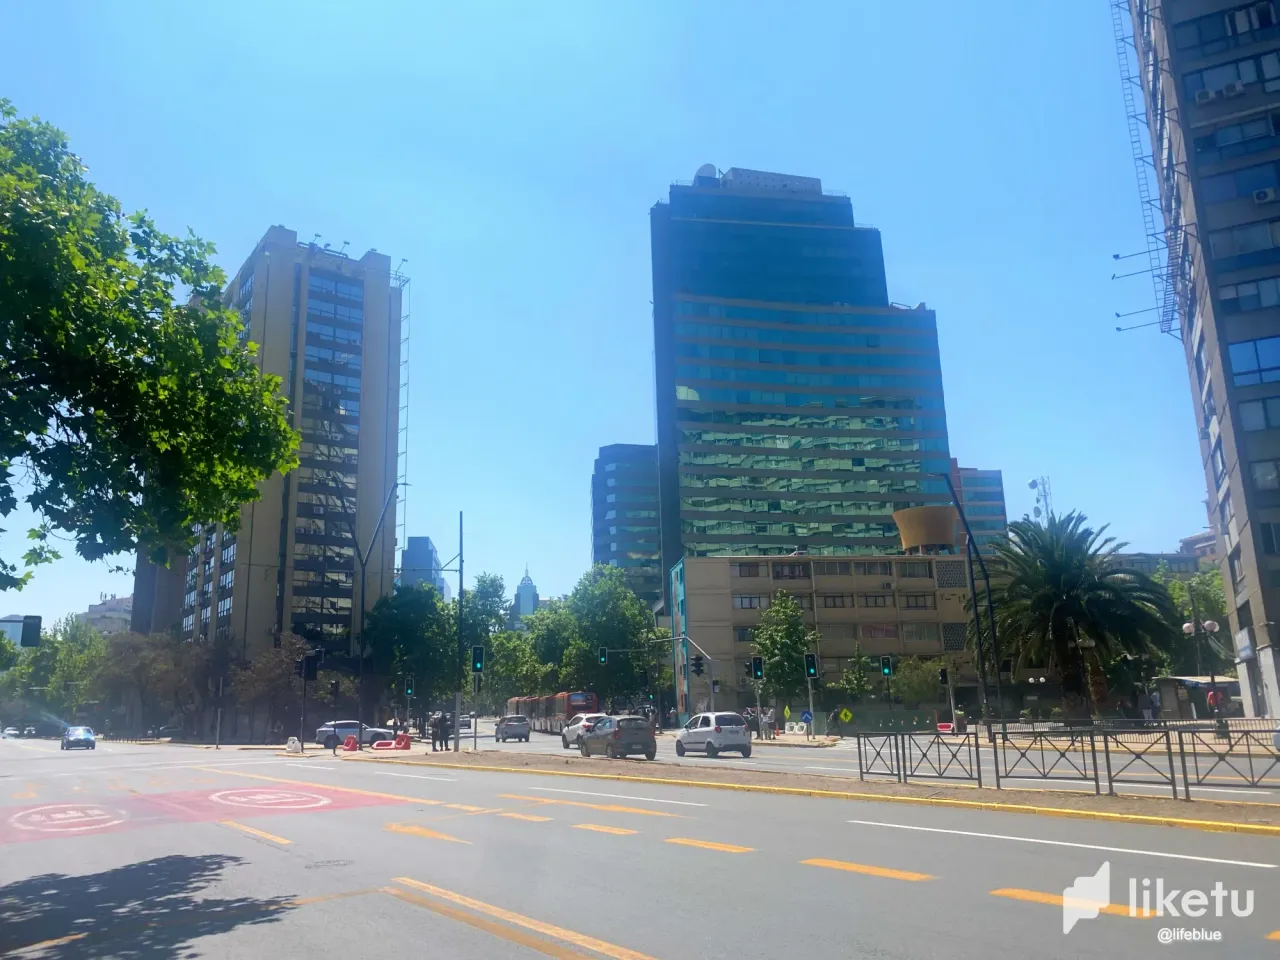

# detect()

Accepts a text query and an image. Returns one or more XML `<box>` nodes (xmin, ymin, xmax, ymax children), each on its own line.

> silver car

<box><xmin>314</xmin><ymin>720</ymin><xmax>393</xmax><ymax>747</ymax></box>
<box><xmin>495</xmin><ymin>715</ymin><xmax>530</xmax><ymax>742</ymax></box>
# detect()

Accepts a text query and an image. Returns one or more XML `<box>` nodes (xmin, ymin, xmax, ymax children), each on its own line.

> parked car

<box><xmin>314</xmin><ymin>720</ymin><xmax>393</xmax><ymax>746</ymax></box>
<box><xmin>61</xmin><ymin>726</ymin><xmax>96</xmax><ymax>750</ymax></box>
<box><xmin>675</xmin><ymin>712</ymin><xmax>751</xmax><ymax>758</ymax></box>
<box><xmin>2</xmin><ymin>727</ymin><xmax>19</xmax><ymax>738</ymax></box>
<box><xmin>579</xmin><ymin>715</ymin><xmax>656</xmax><ymax>760</ymax></box>
<box><xmin>561</xmin><ymin>713</ymin><xmax>607</xmax><ymax>749</ymax></box>
<box><xmin>22</xmin><ymin>726</ymin><xmax>36</xmax><ymax>738</ymax></box>
<box><xmin>459</xmin><ymin>714</ymin><xmax>473</xmax><ymax>731</ymax></box>
<box><xmin>495</xmin><ymin>715</ymin><xmax>530</xmax><ymax>742</ymax></box>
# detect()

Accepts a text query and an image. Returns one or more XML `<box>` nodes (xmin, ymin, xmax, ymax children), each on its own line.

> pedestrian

<box><xmin>1149</xmin><ymin>687</ymin><xmax>1162</xmax><ymax>719</ymax></box>
<box><xmin>1137</xmin><ymin>688</ymin><xmax>1152</xmax><ymax>722</ymax></box>
<box><xmin>392</xmin><ymin>716</ymin><xmax>399</xmax><ymax>738</ymax></box>
<box><xmin>429</xmin><ymin>713</ymin><xmax>441</xmax><ymax>751</ymax></box>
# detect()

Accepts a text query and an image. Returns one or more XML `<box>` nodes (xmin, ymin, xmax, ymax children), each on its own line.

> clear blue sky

<box><xmin>0</xmin><ymin>0</ymin><xmax>1204</xmax><ymax>624</ymax></box>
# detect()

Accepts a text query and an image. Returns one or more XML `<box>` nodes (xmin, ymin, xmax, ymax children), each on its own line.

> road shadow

<box><xmin>0</xmin><ymin>853</ymin><xmax>295</xmax><ymax>958</ymax></box>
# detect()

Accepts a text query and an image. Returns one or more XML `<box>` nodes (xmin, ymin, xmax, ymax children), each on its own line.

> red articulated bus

<box><xmin>505</xmin><ymin>691</ymin><xmax>599</xmax><ymax>734</ymax></box>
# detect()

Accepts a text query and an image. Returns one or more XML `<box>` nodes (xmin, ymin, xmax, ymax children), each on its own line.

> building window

<box><xmin>902</xmin><ymin>622</ymin><xmax>940</xmax><ymax>644</ymax></box>
<box><xmin>1228</xmin><ymin>336</ymin><xmax>1280</xmax><ymax>385</ymax></box>
<box><xmin>1240</xmin><ymin>396</ymin><xmax>1280</xmax><ymax>430</ymax></box>
<box><xmin>216</xmin><ymin>597</ymin><xmax>232</xmax><ymax>619</ymax></box>
<box><xmin>857</xmin><ymin>594</ymin><xmax>890</xmax><ymax>607</ymax></box>
<box><xmin>1260</xmin><ymin>522</ymin><xmax>1280</xmax><ymax>555</ymax></box>
<box><xmin>1174</xmin><ymin>3</ymin><xmax>1278</xmax><ymax>57</ymax></box>
<box><xmin>1212</xmin><ymin>439</ymin><xmax>1228</xmax><ymax>486</ymax></box>
<box><xmin>820</xmin><ymin>594</ymin><xmax>849</xmax><ymax>608</ymax></box>
<box><xmin>733</xmin><ymin>562</ymin><xmax>761</xmax><ymax>577</ymax></box>
<box><xmin>1208</xmin><ymin>219</ymin><xmax>1280</xmax><ymax>260</ymax></box>
<box><xmin>814</xmin><ymin>561</ymin><xmax>852</xmax><ymax>575</ymax></box>
<box><xmin>732</xmin><ymin>595</ymin><xmax>761</xmax><ymax>609</ymax></box>
<box><xmin>903</xmin><ymin>594</ymin><xmax>937</xmax><ymax>610</ymax></box>
<box><xmin>1221</xmin><ymin>276</ymin><xmax>1280</xmax><ymax>313</ymax></box>
<box><xmin>853</xmin><ymin>561</ymin><xmax>892</xmax><ymax>577</ymax></box>
<box><xmin>1229</xmin><ymin>546</ymin><xmax>1245</xmax><ymax>586</ymax></box>
<box><xmin>1196</xmin><ymin>113</ymin><xmax>1280</xmax><ymax>162</ymax></box>
<box><xmin>1200</xmin><ymin>161</ymin><xmax>1280</xmax><ymax>205</ymax></box>
<box><xmin>734</xmin><ymin>627</ymin><xmax>752</xmax><ymax>643</ymax></box>
<box><xmin>1220</xmin><ymin>490</ymin><xmax>1236</xmax><ymax>533</ymax></box>
<box><xmin>218</xmin><ymin>569</ymin><xmax>235</xmax><ymax>591</ymax></box>
<box><xmin>1183</xmin><ymin>48</ymin><xmax>1280</xmax><ymax>99</ymax></box>
<box><xmin>1194</xmin><ymin>333</ymin><xmax>1207</xmax><ymax>387</ymax></box>
<box><xmin>771</xmin><ymin>562</ymin><xmax>810</xmax><ymax>580</ymax></box>
<box><xmin>792</xmin><ymin>594</ymin><xmax>814</xmax><ymax>610</ymax></box>
<box><xmin>182</xmin><ymin>613</ymin><xmax>194</xmax><ymax>633</ymax></box>
<box><xmin>861</xmin><ymin>623</ymin><xmax>898</xmax><ymax>640</ymax></box>
<box><xmin>1252</xmin><ymin>459</ymin><xmax>1280</xmax><ymax>489</ymax></box>
<box><xmin>897</xmin><ymin>561</ymin><xmax>932</xmax><ymax>579</ymax></box>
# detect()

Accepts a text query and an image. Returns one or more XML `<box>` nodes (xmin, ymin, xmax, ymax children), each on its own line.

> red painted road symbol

<box><xmin>9</xmin><ymin>804</ymin><xmax>126</xmax><ymax>834</ymax></box>
<box><xmin>207</xmin><ymin>789</ymin><xmax>332</xmax><ymax>811</ymax></box>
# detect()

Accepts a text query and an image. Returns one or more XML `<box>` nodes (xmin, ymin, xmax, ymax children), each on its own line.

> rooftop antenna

<box><xmin>1028</xmin><ymin>476</ymin><xmax>1053</xmax><ymax>521</ymax></box>
<box><xmin>312</xmin><ymin>232</ymin><xmax>322</xmax><ymax>243</ymax></box>
<box><xmin>339</xmin><ymin>240</ymin><xmax>350</xmax><ymax>254</ymax></box>
<box><xmin>395</xmin><ymin>257</ymin><xmax>408</xmax><ymax>273</ymax></box>
<box><xmin>322</xmin><ymin>242</ymin><xmax>331</xmax><ymax>251</ymax></box>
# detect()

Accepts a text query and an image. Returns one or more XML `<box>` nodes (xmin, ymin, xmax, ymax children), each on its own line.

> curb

<box><xmin>345</xmin><ymin>755</ymin><xmax>1280</xmax><ymax>838</ymax></box>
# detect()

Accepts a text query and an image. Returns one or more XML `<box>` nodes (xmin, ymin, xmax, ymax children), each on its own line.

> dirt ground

<box><xmin>344</xmin><ymin>746</ymin><xmax>1280</xmax><ymax>833</ymax></box>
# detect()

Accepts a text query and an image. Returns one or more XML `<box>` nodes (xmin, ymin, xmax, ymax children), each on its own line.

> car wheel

<box><xmin>644</xmin><ymin>749</ymin><xmax>656</xmax><ymax>761</ymax></box>
<box><xmin>605</xmin><ymin>744</ymin><xmax>616</xmax><ymax>759</ymax></box>
<box><xmin>579</xmin><ymin>741</ymin><xmax>589</xmax><ymax>757</ymax></box>
<box><xmin>561</xmin><ymin>735</ymin><xmax>569</xmax><ymax>749</ymax></box>
<box><xmin>60</xmin><ymin>743</ymin><xmax>65</xmax><ymax>750</ymax></box>
<box><xmin>675</xmin><ymin>741</ymin><xmax>686</xmax><ymax>757</ymax></box>
<box><xmin>741</xmin><ymin>745</ymin><xmax>751</xmax><ymax>758</ymax></box>
<box><xmin>706</xmin><ymin>741</ymin><xmax>718</xmax><ymax>758</ymax></box>
<box><xmin>90</xmin><ymin>744</ymin><xmax>96</xmax><ymax>750</ymax></box>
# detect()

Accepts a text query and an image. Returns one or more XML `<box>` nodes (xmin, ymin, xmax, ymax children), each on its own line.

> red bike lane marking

<box><xmin>0</xmin><ymin>784</ymin><xmax>405</xmax><ymax>844</ymax></box>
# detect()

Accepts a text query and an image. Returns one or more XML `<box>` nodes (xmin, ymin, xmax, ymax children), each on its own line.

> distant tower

<box><xmin>509</xmin><ymin>566</ymin><xmax>540</xmax><ymax>629</ymax></box>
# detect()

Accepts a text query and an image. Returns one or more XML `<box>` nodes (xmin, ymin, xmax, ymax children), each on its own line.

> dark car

<box><xmin>61</xmin><ymin>726</ymin><xmax>96</xmax><ymax>750</ymax></box>
<box><xmin>579</xmin><ymin>715</ymin><xmax>656</xmax><ymax>760</ymax></box>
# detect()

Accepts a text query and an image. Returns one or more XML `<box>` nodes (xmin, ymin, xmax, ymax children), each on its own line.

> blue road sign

<box><xmin>800</xmin><ymin>710</ymin><xmax>813</xmax><ymax>724</ymax></box>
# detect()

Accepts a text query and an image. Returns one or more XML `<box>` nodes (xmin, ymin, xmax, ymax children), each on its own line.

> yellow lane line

<box><xmin>801</xmin><ymin>858</ymin><xmax>933</xmax><ymax>882</ymax></box>
<box><xmin>393</xmin><ymin>877</ymin><xmax>660</xmax><ymax>960</ymax></box>
<box><xmin>1267</xmin><ymin>930</ymin><xmax>1280</xmax><ymax>941</ymax></box>
<box><xmin>444</xmin><ymin>803</ymin><xmax>496</xmax><ymax>812</ymax></box>
<box><xmin>500</xmin><ymin>812</ymin><xmax>553</xmax><ymax>822</ymax></box>
<box><xmin>385</xmin><ymin>822</ymin><xmax>470</xmax><ymax>844</ymax></box>
<box><xmin>664</xmin><ymin>838</ymin><xmax>753</xmax><ymax>853</ymax></box>
<box><xmin>5</xmin><ymin>932</ymin><xmax>88</xmax><ymax>953</ymax></box>
<box><xmin>382</xmin><ymin>887</ymin><xmax>595</xmax><ymax>960</ymax></box>
<box><xmin>498</xmin><ymin>794</ymin><xmax>678</xmax><ymax>818</ymax></box>
<box><xmin>11</xmin><ymin>783</ymin><xmax>37</xmax><ymax>799</ymax></box>
<box><xmin>218</xmin><ymin>820</ymin><xmax>292</xmax><ymax>845</ymax></box>
<box><xmin>573</xmin><ymin>824</ymin><xmax>638</xmax><ymax>835</ymax></box>
<box><xmin>990</xmin><ymin>887</ymin><xmax>1144</xmax><ymax>919</ymax></box>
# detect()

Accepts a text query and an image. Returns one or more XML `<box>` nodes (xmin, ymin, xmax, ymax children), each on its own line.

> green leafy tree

<box><xmin>988</xmin><ymin>511</ymin><xmax>1178</xmax><ymax>712</ymax></box>
<box><xmin>559</xmin><ymin>565</ymin><xmax>659</xmax><ymax>701</ymax></box>
<box><xmin>483</xmin><ymin>630</ymin><xmax>550</xmax><ymax>711</ymax></box>
<box><xmin>0</xmin><ymin>100</ymin><xmax>298</xmax><ymax>590</ymax></box>
<box><xmin>1151</xmin><ymin>564</ymin><xmax>1234</xmax><ymax>677</ymax></box>
<box><xmin>751</xmin><ymin>591</ymin><xmax>815</xmax><ymax>702</ymax></box>
<box><xmin>524</xmin><ymin>601</ymin><xmax>578</xmax><ymax>690</ymax></box>
<box><xmin>889</xmin><ymin>656</ymin><xmax>944</xmax><ymax>707</ymax></box>
<box><xmin>364</xmin><ymin>583</ymin><xmax>454</xmax><ymax>706</ymax></box>
<box><xmin>837</xmin><ymin>643</ymin><xmax>875</xmax><ymax>703</ymax></box>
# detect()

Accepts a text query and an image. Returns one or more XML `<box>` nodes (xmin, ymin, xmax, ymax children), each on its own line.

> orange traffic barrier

<box><xmin>372</xmin><ymin>739</ymin><xmax>397</xmax><ymax>750</ymax></box>
<box><xmin>936</xmin><ymin>722</ymin><xmax>954</xmax><ymax>734</ymax></box>
<box><xmin>393</xmin><ymin>733</ymin><xmax>411</xmax><ymax>750</ymax></box>
<box><xmin>342</xmin><ymin>735</ymin><xmax>359</xmax><ymax>752</ymax></box>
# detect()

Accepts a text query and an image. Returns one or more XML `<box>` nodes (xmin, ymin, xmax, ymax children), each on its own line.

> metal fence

<box><xmin>851</xmin><ymin>724</ymin><xmax>1280</xmax><ymax>800</ymax></box>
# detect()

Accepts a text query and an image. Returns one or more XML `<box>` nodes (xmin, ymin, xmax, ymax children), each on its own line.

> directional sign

<box><xmin>208</xmin><ymin>789</ymin><xmax>332</xmax><ymax>811</ymax></box>
<box><xmin>839</xmin><ymin>707</ymin><xmax>853</xmax><ymax>723</ymax></box>
<box><xmin>800</xmin><ymin>710</ymin><xmax>813</xmax><ymax>724</ymax></box>
<box><xmin>783</xmin><ymin>705</ymin><xmax>791</xmax><ymax>720</ymax></box>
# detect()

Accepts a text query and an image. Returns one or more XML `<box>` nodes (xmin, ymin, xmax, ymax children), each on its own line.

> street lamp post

<box><xmin>354</xmin><ymin>481</ymin><xmax>406</xmax><ymax>737</ymax></box>
<box><xmin>1182</xmin><ymin>610</ymin><xmax>1222</xmax><ymax>721</ymax></box>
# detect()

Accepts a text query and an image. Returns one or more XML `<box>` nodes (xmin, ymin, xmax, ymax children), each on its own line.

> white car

<box><xmin>2</xmin><ymin>727</ymin><xmax>19</xmax><ymax>739</ymax></box>
<box><xmin>676</xmin><ymin>712</ymin><xmax>752</xmax><ymax>758</ymax></box>
<box><xmin>314</xmin><ymin>720</ymin><xmax>393</xmax><ymax>746</ymax></box>
<box><xmin>561</xmin><ymin>713</ymin><xmax>608</xmax><ymax>749</ymax></box>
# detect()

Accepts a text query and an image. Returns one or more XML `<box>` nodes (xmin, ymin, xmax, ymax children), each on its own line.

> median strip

<box><xmin>801</xmin><ymin>858</ymin><xmax>933</xmax><ymax>881</ymax></box>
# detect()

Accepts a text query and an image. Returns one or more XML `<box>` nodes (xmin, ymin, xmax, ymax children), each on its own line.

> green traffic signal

<box><xmin>598</xmin><ymin>646</ymin><xmax>608</xmax><ymax>665</ymax></box>
<box><xmin>804</xmin><ymin>652</ymin><xmax>818</xmax><ymax>679</ymax></box>
<box><xmin>750</xmin><ymin>656</ymin><xmax>764</xmax><ymax>681</ymax></box>
<box><xmin>471</xmin><ymin>645</ymin><xmax>485</xmax><ymax>673</ymax></box>
<box><xmin>880</xmin><ymin>656</ymin><xmax>893</xmax><ymax>677</ymax></box>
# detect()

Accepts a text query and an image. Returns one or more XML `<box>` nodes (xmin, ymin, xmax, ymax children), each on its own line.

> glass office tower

<box><xmin>650</xmin><ymin>166</ymin><xmax>953</xmax><ymax>612</ymax></box>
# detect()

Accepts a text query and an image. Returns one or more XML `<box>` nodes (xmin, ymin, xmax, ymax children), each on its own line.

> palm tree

<box><xmin>988</xmin><ymin>511</ymin><xmax>1177</xmax><ymax>715</ymax></box>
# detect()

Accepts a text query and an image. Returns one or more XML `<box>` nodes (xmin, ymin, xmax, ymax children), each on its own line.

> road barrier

<box><xmin>851</xmin><ymin>723</ymin><xmax>1280</xmax><ymax>800</ymax></box>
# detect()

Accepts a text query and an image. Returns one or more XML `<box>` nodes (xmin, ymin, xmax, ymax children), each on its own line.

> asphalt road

<box><xmin>475</xmin><ymin>721</ymin><xmax>1280</xmax><ymax>805</ymax></box>
<box><xmin>2</xmin><ymin>736</ymin><xmax>1279</xmax><ymax>958</ymax></box>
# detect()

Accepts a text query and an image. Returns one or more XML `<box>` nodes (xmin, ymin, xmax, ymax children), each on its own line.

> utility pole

<box><xmin>354</xmin><ymin>481</ymin><xmax>405</xmax><ymax>740</ymax></box>
<box><xmin>805</xmin><ymin>675</ymin><xmax>815</xmax><ymax>741</ymax></box>
<box><xmin>214</xmin><ymin>677</ymin><xmax>224</xmax><ymax>750</ymax></box>
<box><xmin>454</xmin><ymin>511</ymin><xmax>464</xmax><ymax>752</ymax></box>
<box><xmin>299</xmin><ymin>670</ymin><xmax>307</xmax><ymax>754</ymax></box>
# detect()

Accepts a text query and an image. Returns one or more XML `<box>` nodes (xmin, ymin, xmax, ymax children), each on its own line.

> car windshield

<box><xmin>503</xmin><ymin>716</ymin><xmax>527</xmax><ymax>723</ymax></box>
<box><xmin>715</xmin><ymin>715</ymin><xmax>745</xmax><ymax>726</ymax></box>
<box><xmin>68</xmin><ymin>727</ymin><xmax>91</xmax><ymax>735</ymax></box>
<box><xmin>617</xmin><ymin>718</ymin><xmax>649</xmax><ymax>730</ymax></box>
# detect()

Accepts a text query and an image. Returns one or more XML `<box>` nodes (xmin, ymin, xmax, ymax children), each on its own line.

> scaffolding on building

<box><xmin>1110</xmin><ymin>0</ymin><xmax>1188</xmax><ymax>341</ymax></box>
<box><xmin>392</xmin><ymin>267</ymin><xmax>411</xmax><ymax>582</ymax></box>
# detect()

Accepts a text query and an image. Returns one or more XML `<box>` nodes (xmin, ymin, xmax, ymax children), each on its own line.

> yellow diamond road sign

<box><xmin>783</xmin><ymin>705</ymin><xmax>791</xmax><ymax>720</ymax></box>
<box><xmin>839</xmin><ymin>708</ymin><xmax>853</xmax><ymax>723</ymax></box>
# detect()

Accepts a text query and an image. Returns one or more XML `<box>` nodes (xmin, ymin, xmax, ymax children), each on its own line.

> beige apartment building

<box><xmin>1125</xmin><ymin>1</ymin><xmax>1280</xmax><ymax>714</ymax></box>
<box><xmin>668</xmin><ymin>506</ymin><xmax>972</xmax><ymax>714</ymax></box>
<box><xmin>132</xmin><ymin>226</ymin><xmax>404</xmax><ymax>661</ymax></box>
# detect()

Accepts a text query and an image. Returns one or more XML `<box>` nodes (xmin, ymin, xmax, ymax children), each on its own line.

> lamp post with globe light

<box><xmin>1182</xmin><ymin>612</ymin><xmax>1222</xmax><ymax>720</ymax></box>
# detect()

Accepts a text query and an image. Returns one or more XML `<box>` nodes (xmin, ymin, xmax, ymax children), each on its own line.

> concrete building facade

<box><xmin>591</xmin><ymin>443</ymin><xmax>661</xmax><ymax>609</ymax></box>
<box><xmin>1126</xmin><ymin>0</ymin><xmax>1280</xmax><ymax>713</ymax></box>
<box><xmin>650</xmin><ymin>165</ymin><xmax>953</xmax><ymax>615</ymax></box>
<box><xmin>949</xmin><ymin>459</ymin><xmax>1007</xmax><ymax>553</ymax></box>
<box><xmin>77</xmin><ymin>595</ymin><xmax>132</xmax><ymax>636</ymax></box>
<box><xmin>132</xmin><ymin>226</ymin><xmax>403</xmax><ymax>661</ymax></box>
<box><xmin>400</xmin><ymin>536</ymin><xmax>451</xmax><ymax>601</ymax></box>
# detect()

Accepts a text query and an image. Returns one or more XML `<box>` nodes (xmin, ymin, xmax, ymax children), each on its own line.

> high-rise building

<box><xmin>591</xmin><ymin>444</ymin><xmax>661</xmax><ymax>609</ymax></box>
<box><xmin>950</xmin><ymin>460</ymin><xmax>1007</xmax><ymax>553</ymax></box>
<box><xmin>77</xmin><ymin>595</ymin><xmax>133</xmax><ymax>635</ymax></box>
<box><xmin>132</xmin><ymin>226</ymin><xmax>404</xmax><ymax>660</ymax></box>
<box><xmin>508</xmin><ymin>567</ymin><xmax>540</xmax><ymax>629</ymax></box>
<box><xmin>400</xmin><ymin>536</ymin><xmax>451</xmax><ymax>601</ymax></box>
<box><xmin>650</xmin><ymin>165</ymin><xmax>952</xmax><ymax>613</ymax></box>
<box><xmin>1123</xmin><ymin>2</ymin><xmax>1280</xmax><ymax>714</ymax></box>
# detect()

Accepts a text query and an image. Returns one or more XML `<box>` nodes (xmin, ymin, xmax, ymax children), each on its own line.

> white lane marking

<box><xmin>805</xmin><ymin>766</ymin><xmax>862</xmax><ymax>773</ymax></box>
<box><xmin>285</xmin><ymin>763</ymin><xmax>335</xmax><ymax>770</ymax></box>
<box><xmin>376</xmin><ymin>772</ymin><xmax>458</xmax><ymax>782</ymax></box>
<box><xmin>1188</xmin><ymin>786</ymin><xmax>1273</xmax><ymax>795</ymax></box>
<box><xmin>846</xmin><ymin>820</ymin><xmax>1277</xmax><ymax>869</ymax></box>
<box><xmin>529</xmin><ymin>787</ymin><xmax>706</xmax><ymax>807</ymax></box>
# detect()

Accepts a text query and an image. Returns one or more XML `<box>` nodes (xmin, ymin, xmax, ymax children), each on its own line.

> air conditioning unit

<box><xmin>1255</xmin><ymin>187</ymin><xmax>1279</xmax><ymax>205</ymax></box>
<box><xmin>882</xmin><ymin>582</ymin><xmax>894</xmax><ymax>591</ymax></box>
<box><xmin>1195</xmin><ymin>88</ymin><xmax>1217</xmax><ymax>104</ymax></box>
<box><xmin>1223</xmin><ymin>81</ymin><xmax>1247</xmax><ymax>98</ymax></box>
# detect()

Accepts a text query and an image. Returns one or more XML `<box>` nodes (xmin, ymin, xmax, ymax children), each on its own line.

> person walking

<box><xmin>1137</xmin><ymin>688</ymin><xmax>1153</xmax><ymax>722</ymax></box>
<box><xmin>429</xmin><ymin>713</ymin><xmax>441</xmax><ymax>752</ymax></box>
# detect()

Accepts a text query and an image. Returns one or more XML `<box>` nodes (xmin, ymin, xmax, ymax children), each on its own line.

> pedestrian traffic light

<box><xmin>880</xmin><ymin>656</ymin><xmax>893</xmax><ymax>677</ymax></box>
<box><xmin>294</xmin><ymin>657</ymin><xmax>304</xmax><ymax>679</ymax></box>
<box><xmin>19</xmin><ymin>615</ymin><xmax>40</xmax><ymax>647</ymax></box>
<box><xmin>329</xmin><ymin>679</ymin><xmax>340</xmax><ymax>700</ymax></box>
<box><xmin>804</xmin><ymin>652</ymin><xmax>818</xmax><ymax>679</ymax></box>
<box><xmin>598</xmin><ymin>646</ymin><xmax>608</xmax><ymax>665</ymax></box>
<box><xmin>750</xmin><ymin>656</ymin><xmax>764</xmax><ymax>681</ymax></box>
<box><xmin>471</xmin><ymin>646</ymin><xmax>485</xmax><ymax>673</ymax></box>
<box><xmin>999</xmin><ymin>658</ymin><xmax>1012</xmax><ymax>676</ymax></box>
<box><xmin>938</xmin><ymin>667</ymin><xmax>949</xmax><ymax>686</ymax></box>
<box><xmin>303</xmin><ymin>654</ymin><xmax>317</xmax><ymax>681</ymax></box>
<box><xmin>691</xmin><ymin>655</ymin><xmax>704</xmax><ymax>677</ymax></box>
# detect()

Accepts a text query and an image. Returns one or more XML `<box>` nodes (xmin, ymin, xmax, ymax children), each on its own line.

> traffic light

<box><xmin>999</xmin><ymin>658</ymin><xmax>1013</xmax><ymax>677</ymax></box>
<box><xmin>303</xmin><ymin>655</ymin><xmax>317</xmax><ymax>681</ymax></box>
<box><xmin>880</xmin><ymin>656</ymin><xmax>893</xmax><ymax>677</ymax></box>
<box><xmin>691</xmin><ymin>655</ymin><xmax>704</xmax><ymax>677</ymax></box>
<box><xmin>598</xmin><ymin>646</ymin><xmax>608</xmax><ymax>665</ymax></box>
<box><xmin>330</xmin><ymin>679</ymin><xmax>340</xmax><ymax>701</ymax></box>
<box><xmin>471</xmin><ymin>645</ymin><xmax>485</xmax><ymax>674</ymax></box>
<box><xmin>938</xmin><ymin>667</ymin><xmax>949</xmax><ymax>686</ymax></box>
<box><xmin>19</xmin><ymin>615</ymin><xmax>40</xmax><ymax>647</ymax></box>
<box><xmin>743</xmin><ymin>660</ymin><xmax>752</xmax><ymax>678</ymax></box>
<box><xmin>294</xmin><ymin>657</ymin><xmax>305</xmax><ymax>679</ymax></box>
<box><xmin>405</xmin><ymin>676</ymin><xmax>414</xmax><ymax>697</ymax></box>
<box><xmin>750</xmin><ymin>656</ymin><xmax>764</xmax><ymax>680</ymax></box>
<box><xmin>804</xmin><ymin>652</ymin><xmax>818</xmax><ymax>679</ymax></box>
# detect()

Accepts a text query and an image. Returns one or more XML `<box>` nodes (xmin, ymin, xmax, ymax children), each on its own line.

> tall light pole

<box><xmin>354</xmin><ymin>480</ymin><xmax>406</xmax><ymax>734</ymax></box>
<box><xmin>1182</xmin><ymin>607</ymin><xmax>1222</xmax><ymax>719</ymax></box>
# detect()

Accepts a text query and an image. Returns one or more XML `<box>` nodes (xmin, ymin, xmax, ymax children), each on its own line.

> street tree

<box><xmin>524</xmin><ymin>601</ymin><xmax>578</xmax><ymax>690</ymax></box>
<box><xmin>751</xmin><ymin>591</ymin><xmax>815</xmax><ymax>702</ymax></box>
<box><xmin>364</xmin><ymin>583</ymin><xmax>454</xmax><ymax>705</ymax></box>
<box><xmin>837</xmin><ymin>643</ymin><xmax>875</xmax><ymax>703</ymax></box>
<box><xmin>888</xmin><ymin>656</ymin><xmax>944</xmax><ymax>707</ymax></box>
<box><xmin>560</xmin><ymin>565</ymin><xmax>658</xmax><ymax>702</ymax></box>
<box><xmin>0</xmin><ymin>100</ymin><xmax>298</xmax><ymax>590</ymax></box>
<box><xmin>1151</xmin><ymin>564</ymin><xmax>1234</xmax><ymax>677</ymax></box>
<box><xmin>483</xmin><ymin>630</ymin><xmax>549</xmax><ymax>711</ymax></box>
